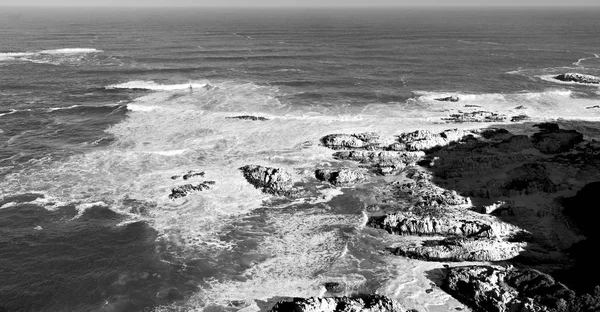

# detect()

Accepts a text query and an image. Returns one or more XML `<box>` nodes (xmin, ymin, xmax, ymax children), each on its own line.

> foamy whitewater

<box><xmin>1</xmin><ymin>6</ymin><xmax>600</xmax><ymax>312</ymax></box>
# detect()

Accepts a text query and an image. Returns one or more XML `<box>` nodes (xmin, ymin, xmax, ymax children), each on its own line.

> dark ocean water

<box><xmin>1</xmin><ymin>7</ymin><xmax>600</xmax><ymax>312</ymax></box>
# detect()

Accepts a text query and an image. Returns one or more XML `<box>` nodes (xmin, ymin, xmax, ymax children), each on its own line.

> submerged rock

<box><xmin>239</xmin><ymin>165</ymin><xmax>293</xmax><ymax>196</ymax></box>
<box><xmin>169</xmin><ymin>181</ymin><xmax>215</xmax><ymax>199</ymax></box>
<box><xmin>554</xmin><ymin>73</ymin><xmax>600</xmax><ymax>84</ymax></box>
<box><xmin>269</xmin><ymin>295</ymin><xmax>406</xmax><ymax>312</ymax></box>
<box><xmin>225</xmin><ymin>115</ymin><xmax>269</xmax><ymax>121</ymax></box>
<box><xmin>435</xmin><ymin>95</ymin><xmax>460</xmax><ymax>102</ymax></box>
<box><xmin>315</xmin><ymin>168</ymin><xmax>365</xmax><ymax>186</ymax></box>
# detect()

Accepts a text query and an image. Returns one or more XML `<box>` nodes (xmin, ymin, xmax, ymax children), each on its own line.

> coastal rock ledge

<box><xmin>269</xmin><ymin>295</ymin><xmax>408</xmax><ymax>312</ymax></box>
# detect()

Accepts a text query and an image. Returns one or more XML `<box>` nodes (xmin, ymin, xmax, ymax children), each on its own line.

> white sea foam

<box><xmin>106</xmin><ymin>80</ymin><xmax>208</xmax><ymax>91</ymax></box>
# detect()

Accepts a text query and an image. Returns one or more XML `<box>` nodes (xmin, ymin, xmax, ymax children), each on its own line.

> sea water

<box><xmin>1</xmin><ymin>7</ymin><xmax>600</xmax><ymax>312</ymax></box>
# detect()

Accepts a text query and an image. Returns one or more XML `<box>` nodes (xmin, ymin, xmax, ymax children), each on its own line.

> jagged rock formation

<box><xmin>435</xmin><ymin>95</ymin><xmax>459</xmax><ymax>102</ymax></box>
<box><xmin>269</xmin><ymin>295</ymin><xmax>406</xmax><ymax>312</ymax></box>
<box><xmin>369</xmin><ymin>208</ymin><xmax>518</xmax><ymax>238</ymax></box>
<box><xmin>554</xmin><ymin>73</ymin><xmax>600</xmax><ymax>84</ymax></box>
<box><xmin>225</xmin><ymin>115</ymin><xmax>269</xmax><ymax>121</ymax></box>
<box><xmin>390</xmin><ymin>237</ymin><xmax>524</xmax><ymax>262</ymax></box>
<box><xmin>239</xmin><ymin>165</ymin><xmax>293</xmax><ymax>196</ymax></box>
<box><xmin>169</xmin><ymin>181</ymin><xmax>215</xmax><ymax>199</ymax></box>
<box><xmin>442</xmin><ymin>265</ymin><xmax>600</xmax><ymax>312</ymax></box>
<box><xmin>531</xmin><ymin>123</ymin><xmax>583</xmax><ymax>154</ymax></box>
<box><xmin>315</xmin><ymin>168</ymin><xmax>365</xmax><ymax>186</ymax></box>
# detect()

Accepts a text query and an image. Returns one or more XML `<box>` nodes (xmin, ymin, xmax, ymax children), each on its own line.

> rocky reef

<box><xmin>239</xmin><ymin>164</ymin><xmax>294</xmax><ymax>196</ymax></box>
<box><xmin>554</xmin><ymin>73</ymin><xmax>600</xmax><ymax>84</ymax></box>
<box><xmin>269</xmin><ymin>295</ymin><xmax>407</xmax><ymax>312</ymax></box>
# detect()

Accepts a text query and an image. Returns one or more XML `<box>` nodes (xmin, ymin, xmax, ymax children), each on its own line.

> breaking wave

<box><xmin>106</xmin><ymin>80</ymin><xmax>210</xmax><ymax>91</ymax></box>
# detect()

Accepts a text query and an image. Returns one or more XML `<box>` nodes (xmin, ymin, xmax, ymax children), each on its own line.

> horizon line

<box><xmin>2</xmin><ymin>4</ymin><xmax>600</xmax><ymax>8</ymax></box>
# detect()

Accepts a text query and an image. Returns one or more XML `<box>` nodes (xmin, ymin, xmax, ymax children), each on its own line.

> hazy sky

<box><xmin>0</xmin><ymin>0</ymin><xmax>599</xmax><ymax>6</ymax></box>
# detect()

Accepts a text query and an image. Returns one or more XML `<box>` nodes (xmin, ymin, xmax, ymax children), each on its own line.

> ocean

<box><xmin>1</xmin><ymin>6</ymin><xmax>600</xmax><ymax>312</ymax></box>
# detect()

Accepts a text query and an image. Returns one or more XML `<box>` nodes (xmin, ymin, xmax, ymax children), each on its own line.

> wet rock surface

<box><xmin>269</xmin><ymin>295</ymin><xmax>406</xmax><ymax>312</ymax></box>
<box><xmin>554</xmin><ymin>72</ymin><xmax>600</xmax><ymax>84</ymax></box>
<box><xmin>239</xmin><ymin>164</ymin><xmax>294</xmax><ymax>196</ymax></box>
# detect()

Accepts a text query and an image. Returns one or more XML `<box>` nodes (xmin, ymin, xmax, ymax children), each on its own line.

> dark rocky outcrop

<box><xmin>443</xmin><ymin>111</ymin><xmax>507</xmax><ymax>123</ymax></box>
<box><xmin>586</xmin><ymin>105</ymin><xmax>600</xmax><ymax>109</ymax></box>
<box><xmin>504</xmin><ymin>163</ymin><xmax>557</xmax><ymax>195</ymax></box>
<box><xmin>269</xmin><ymin>295</ymin><xmax>406</xmax><ymax>312</ymax></box>
<box><xmin>441</xmin><ymin>265</ymin><xmax>600</xmax><ymax>312</ymax></box>
<box><xmin>225</xmin><ymin>115</ymin><xmax>269</xmax><ymax>121</ymax></box>
<box><xmin>239</xmin><ymin>165</ymin><xmax>293</xmax><ymax>196</ymax></box>
<box><xmin>531</xmin><ymin>123</ymin><xmax>583</xmax><ymax>154</ymax></box>
<box><xmin>435</xmin><ymin>95</ymin><xmax>459</xmax><ymax>102</ymax></box>
<box><xmin>169</xmin><ymin>181</ymin><xmax>215</xmax><ymax>199</ymax></box>
<box><xmin>315</xmin><ymin>168</ymin><xmax>365</xmax><ymax>186</ymax></box>
<box><xmin>554</xmin><ymin>73</ymin><xmax>600</xmax><ymax>84</ymax></box>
